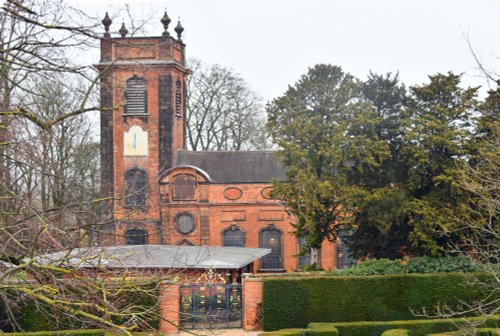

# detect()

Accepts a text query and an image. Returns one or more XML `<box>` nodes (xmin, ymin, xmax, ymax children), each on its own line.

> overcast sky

<box><xmin>69</xmin><ymin>0</ymin><xmax>499</xmax><ymax>102</ymax></box>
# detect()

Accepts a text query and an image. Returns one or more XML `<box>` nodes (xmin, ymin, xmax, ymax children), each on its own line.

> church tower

<box><xmin>97</xmin><ymin>11</ymin><xmax>189</xmax><ymax>245</ymax></box>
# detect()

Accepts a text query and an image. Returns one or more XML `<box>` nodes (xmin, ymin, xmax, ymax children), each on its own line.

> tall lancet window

<box><xmin>125</xmin><ymin>76</ymin><xmax>147</xmax><ymax>115</ymax></box>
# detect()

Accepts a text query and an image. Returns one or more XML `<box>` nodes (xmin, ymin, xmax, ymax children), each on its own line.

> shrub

<box><xmin>335</xmin><ymin>259</ymin><xmax>404</xmax><ymax>276</ymax></box>
<box><xmin>6</xmin><ymin>281</ymin><xmax>160</xmax><ymax>332</ymax></box>
<box><xmin>428</xmin><ymin>328</ymin><xmax>500</xmax><ymax>336</ymax></box>
<box><xmin>406</xmin><ymin>256</ymin><xmax>481</xmax><ymax>274</ymax></box>
<box><xmin>2</xmin><ymin>329</ymin><xmax>107</xmax><ymax>336</ymax></box>
<box><xmin>332</xmin><ymin>256</ymin><xmax>483</xmax><ymax>276</ymax></box>
<box><xmin>381</xmin><ymin>329</ymin><xmax>411</xmax><ymax>336</ymax></box>
<box><xmin>308</xmin><ymin>315</ymin><xmax>499</xmax><ymax>336</ymax></box>
<box><xmin>259</xmin><ymin>328</ymin><xmax>307</xmax><ymax>336</ymax></box>
<box><xmin>262</xmin><ymin>273</ymin><xmax>492</xmax><ymax>330</ymax></box>
<box><xmin>259</xmin><ymin>326</ymin><xmax>339</xmax><ymax>336</ymax></box>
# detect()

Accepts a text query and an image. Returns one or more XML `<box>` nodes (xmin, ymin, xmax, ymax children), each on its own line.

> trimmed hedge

<box><xmin>1</xmin><ymin>329</ymin><xmax>106</xmax><ymax>336</ymax></box>
<box><xmin>259</xmin><ymin>326</ymin><xmax>339</xmax><ymax>336</ymax></box>
<box><xmin>259</xmin><ymin>329</ymin><xmax>307</xmax><ymax>336</ymax></box>
<box><xmin>262</xmin><ymin>273</ymin><xmax>493</xmax><ymax>331</ymax></box>
<box><xmin>428</xmin><ymin>328</ymin><xmax>500</xmax><ymax>336</ymax></box>
<box><xmin>381</xmin><ymin>329</ymin><xmax>411</xmax><ymax>336</ymax></box>
<box><xmin>308</xmin><ymin>315</ymin><xmax>500</xmax><ymax>336</ymax></box>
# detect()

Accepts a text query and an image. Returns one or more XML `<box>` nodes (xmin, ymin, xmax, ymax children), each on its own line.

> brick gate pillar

<box><xmin>159</xmin><ymin>281</ymin><xmax>180</xmax><ymax>334</ymax></box>
<box><xmin>242</xmin><ymin>273</ymin><xmax>263</xmax><ymax>331</ymax></box>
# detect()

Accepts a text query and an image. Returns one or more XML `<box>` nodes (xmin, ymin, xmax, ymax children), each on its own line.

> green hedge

<box><xmin>428</xmin><ymin>328</ymin><xmax>500</xmax><ymax>336</ymax></box>
<box><xmin>1</xmin><ymin>329</ymin><xmax>107</xmax><ymax>336</ymax></box>
<box><xmin>259</xmin><ymin>326</ymin><xmax>339</xmax><ymax>336</ymax></box>
<box><xmin>262</xmin><ymin>273</ymin><xmax>493</xmax><ymax>331</ymax></box>
<box><xmin>381</xmin><ymin>329</ymin><xmax>411</xmax><ymax>336</ymax></box>
<box><xmin>308</xmin><ymin>315</ymin><xmax>499</xmax><ymax>336</ymax></box>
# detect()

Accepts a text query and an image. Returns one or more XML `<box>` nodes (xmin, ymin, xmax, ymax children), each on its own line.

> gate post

<box><xmin>242</xmin><ymin>273</ymin><xmax>263</xmax><ymax>331</ymax></box>
<box><xmin>159</xmin><ymin>281</ymin><xmax>180</xmax><ymax>334</ymax></box>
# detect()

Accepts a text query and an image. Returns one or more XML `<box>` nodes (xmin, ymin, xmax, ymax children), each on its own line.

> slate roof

<box><xmin>35</xmin><ymin>245</ymin><xmax>271</xmax><ymax>270</ymax></box>
<box><xmin>174</xmin><ymin>150</ymin><xmax>286</xmax><ymax>183</ymax></box>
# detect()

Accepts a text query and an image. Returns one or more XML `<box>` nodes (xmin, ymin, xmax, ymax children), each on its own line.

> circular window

<box><xmin>175</xmin><ymin>213</ymin><xmax>195</xmax><ymax>234</ymax></box>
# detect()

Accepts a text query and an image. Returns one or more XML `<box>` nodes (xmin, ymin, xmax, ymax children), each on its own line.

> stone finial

<box><xmin>102</xmin><ymin>12</ymin><xmax>112</xmax><ymax>37</ymax></box>
<box><xmin>174</xmin><ymin>18</ymin><xmax>184</xmax><ymax>41</ymax></box>
<box><xmin>119</xmin><ymin>21</ymin><xmax>128</xmax><ymax>37</ymax></box>
<box><xmin>161</xmin><ymin>10</ymin><xmax>171</xmax><ymax>37</ymax></box>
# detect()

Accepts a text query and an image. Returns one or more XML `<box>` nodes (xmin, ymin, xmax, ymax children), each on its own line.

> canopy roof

<box><xmin>36</xmin><ymin>245</ymin><xmax>271</xmax><ymax>270</ymax></box>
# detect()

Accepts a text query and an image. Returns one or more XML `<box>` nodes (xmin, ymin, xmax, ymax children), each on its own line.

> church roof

<box><xmin>35</xmin><ymin>245</ymin><xmax>271</xmax><ymax>270</ymax></box>
<box><xmin>175</xmin><ymin>150</ymin><xmax>286</xmax><ymax>183</ymax></box>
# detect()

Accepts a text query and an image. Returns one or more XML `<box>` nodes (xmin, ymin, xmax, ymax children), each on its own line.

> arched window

<box><xmin>297</xmin><ymin>236</ymin><xmax>311</xmax><ymax>267</ymax></box>
<box><xmin>172</xmin><ymin>174</ymin><xmax>196</xmax><ymax>201</ymax></box>
<box><xmin>260</xmin><ymin>225</ymin><xmax>283</xmax><ymax>270</ymax></box>
<box><xmin>124</xmin><ymin>168</ymin><xmax>148</xmax><ymax>208</ymax></box>
<box><xmin>124</xmin><ymin>76</ymin><xmax>147</xmax><ymax>115</ymax></box>
<box><xmin>125</xmin><ymin>228</ymin><xmax>148</xmax><ymax>245</ymax></box>
<box><xmin>336</xmin><ymin>227</ymin><xmax>356</xmax><ymax>269</ymax></box>
<box><xmin>223</xmin><ymin>225</ymin><xmax>245</xmax><ymax>247</ymax></box>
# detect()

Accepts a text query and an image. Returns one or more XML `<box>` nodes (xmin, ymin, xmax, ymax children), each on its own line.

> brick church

<box><xmin>97</xmin><ymin>11</ymin><xmax>352</xmax><ymax>274</ymax></box>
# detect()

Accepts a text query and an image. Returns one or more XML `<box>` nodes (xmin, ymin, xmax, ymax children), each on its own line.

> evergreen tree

<box><xmin>267</xmin><ymin>64</ymin><xmax>390</xmax><ymax>264</ymax></box>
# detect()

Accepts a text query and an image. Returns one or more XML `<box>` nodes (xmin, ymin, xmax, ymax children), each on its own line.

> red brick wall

<box><xmin>242</xmin><ymin>275</ymin><xmax>264</xmax><ymax>330</ymax></box>
<box><xmin>160</xmin><ymin>167</ymin><xmax>337</xmax><ymax>272</ymax></box>
<box><xmin>159</xmin><ymin>282</ymin><xmax>180</xmax><ymax>334</ymax></box>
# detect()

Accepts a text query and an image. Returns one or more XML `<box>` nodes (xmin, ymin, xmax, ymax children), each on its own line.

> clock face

<box><xmin>176</xmin><ymin>213</ymin><xmax>195</xmax><ymax>234</ymax></box>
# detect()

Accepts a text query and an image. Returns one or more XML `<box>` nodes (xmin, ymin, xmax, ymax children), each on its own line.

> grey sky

<box><xmin>71</xmin><ymin>0</ymin><xmax>499</xmax><ymax>102</ymax></box>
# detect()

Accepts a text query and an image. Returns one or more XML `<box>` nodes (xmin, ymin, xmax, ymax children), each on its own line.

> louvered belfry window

<box><xmin>125</xmin><ymin>76</ymin><xmax>147</xmax><ymax>115</ymax></box>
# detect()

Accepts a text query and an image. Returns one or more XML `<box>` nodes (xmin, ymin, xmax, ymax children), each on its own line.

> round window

<box><xmin>175</xmin><ymin>213</ymin><xmax>195</xmax><ymax>234</ymax></box>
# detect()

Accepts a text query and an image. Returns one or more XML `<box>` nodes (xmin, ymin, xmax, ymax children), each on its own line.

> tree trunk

<box><xmin>310</xmin><ymin>247</ymin><xmax>320</xmax><ymax>265</ymax></box>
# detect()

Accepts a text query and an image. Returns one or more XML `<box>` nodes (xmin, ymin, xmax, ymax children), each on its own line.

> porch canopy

<box><xmin>36</xmin><ymin>245</ymin><xmax>271</xmax><ymax>270</ymax></box>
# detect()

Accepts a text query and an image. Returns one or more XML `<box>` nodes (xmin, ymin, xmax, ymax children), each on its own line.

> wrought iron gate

<box><xmin>180</xmin><ymin>282</ymin><xmax>242</xmax><ymax>329</ymax></box>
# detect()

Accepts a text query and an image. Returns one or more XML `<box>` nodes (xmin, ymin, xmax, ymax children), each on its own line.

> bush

<box><xmin>5</xmin><ymin>281</ymin><xmax>160</xmax><ymax>332</ymax></box>
<box><xmin>262</xmin><ymin>273</ymin><xmax>493</xmax><ymax>330</ymax></box>
<box><xmin>308</xmin><ymin>315</ymin><xmax>499</xmax><ymax>336</ymax></box>
<box><xmin>259</xmin><ymin>326</ymin><xmax>339</xmax><ymax>336</ymax></box>
<box><xmin>335</xmin><ymin>259</ymin><xmax>404</xmax><ymax>276</ymax></box>
<box><xmin>428</xmin><ymin>328</ymin><xmax>500</xmax><ymax>336</ymax></box>
<box><xmin>259</xmin><ymin>329</ymin><xmax>307</xmax><ymax>336</ymax></box>
<box><xmin>381</xmin><ymin>329</ymin><xmax>411</xmax><ymax>336</ymax></box>
<box><xmin>406</xmin><ymin>256</ymin><xmax>481</xmax><ymax>274</ymax></box>
<box><xmin>2</xmin><ymin>329</ymin><xmax>107</xmax><ymax>336</ymax></box>
<box><xmin>333</xmin><ymin>257</ymin><xmax>483</xmax><ymax>276</ymax></box>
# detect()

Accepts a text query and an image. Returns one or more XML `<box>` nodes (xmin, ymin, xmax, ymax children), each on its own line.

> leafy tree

<box><xmin>186</xmin><ymin>58</ymin><xmax>270</xmax><ymax>151</ymax></box>
<box><xmin>267</xmin><ymin>64</ymin><xmax>390</xmax><ymax>264</ymax></box>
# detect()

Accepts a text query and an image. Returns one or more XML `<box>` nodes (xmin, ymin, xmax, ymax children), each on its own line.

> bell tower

<box><xmin>97</xmin><ymin>11</ymin><xmax>188</xmax><ymax>245</ymax></box>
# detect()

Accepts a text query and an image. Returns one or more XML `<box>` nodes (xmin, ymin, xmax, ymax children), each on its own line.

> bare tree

<box><xmin>186</xmin><ymin>58</ymin><xmax>271</xmax><ymax>151</ymax></box>
<box><xmin>0</xmin><ymin>1</ymin><xmax>171</xmax><ymax>333</ymax></box>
